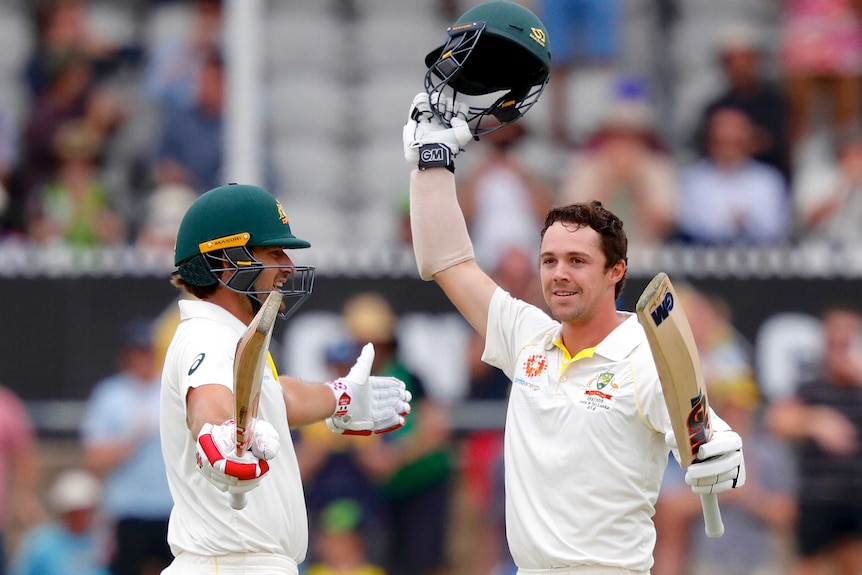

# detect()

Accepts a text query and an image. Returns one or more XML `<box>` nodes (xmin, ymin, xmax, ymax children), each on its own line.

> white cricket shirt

<box><xmin>160</xmin><ymin>299</ymin><xmax>308</xmax><ymax>564</ymax></box>
<box><xmin>483</xmin><ymin>288</ymin><xmax>674</xmax><ymax>572</ymax></box>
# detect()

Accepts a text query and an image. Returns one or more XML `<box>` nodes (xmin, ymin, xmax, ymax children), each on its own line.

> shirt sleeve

<box><xmin>174</xmin><ymin>320</ymin><xmax>239</xmax><ymax>399</ymax></box>
<box><xmin>482</xmin><ymin>288</ymin><xmax>558</xmax><ymax>380</ymax></box>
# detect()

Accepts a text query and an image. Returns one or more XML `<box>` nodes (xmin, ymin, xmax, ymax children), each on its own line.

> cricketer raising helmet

<box><xmin>174</xmin><ymin>183</ymin><xmax>315</xmax><ymax>319</ymax></box>
<box><xmin>424</xmin><ymin>0</ymin><xmax>551</xmax><ymax>137</ymax></box>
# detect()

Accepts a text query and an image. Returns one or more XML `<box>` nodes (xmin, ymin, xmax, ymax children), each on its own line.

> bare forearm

<box><xmin>186</xmin><ymin>384</ymin><xmax>234</xmax><ymax>437</ymax></box>
<box><xmin>85</xmin><ymin>443</ymin><xmax>134</xmax><ymax>476</ymax></box>
<box><xmin>766</xmin><ymin>399</ymin><xmax>812</xmax><ymax>440</ymax></box>
<box><xmin>280</xmin><ymin>376</ymin><xmax>336</xmax><ymax>428</ymax></box>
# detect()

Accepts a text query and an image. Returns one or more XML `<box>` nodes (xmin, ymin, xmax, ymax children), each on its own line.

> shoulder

<box><xmin>174</xmin><ymin>313</ymin><xmax>240</xmax><ymax>351</ymax></box>
<box><xmin>682</xmin><ymin>159</ymin><xmax>714</xmax><ymax>179</ymax></box>
<box><xmin>491</xmin><ymin>288</ymin><xmax>556</xmax><ymax>330</ymax></box>
<box><xmin>746</xmin><ymin>160</ymin><xmax>785</xmax><ymax>184</ymax></box>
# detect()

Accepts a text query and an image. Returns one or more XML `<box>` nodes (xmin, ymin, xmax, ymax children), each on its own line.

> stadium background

<box><xmin>0</xmin><ymin>0</ymin><xmax>858</xmax><ymax>573</ymax></box>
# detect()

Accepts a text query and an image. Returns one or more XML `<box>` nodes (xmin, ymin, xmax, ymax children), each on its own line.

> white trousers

<box><xmin>161</xmin><ymin>552</ymin><xmax>299</xmax><ymax>575</ymax></box>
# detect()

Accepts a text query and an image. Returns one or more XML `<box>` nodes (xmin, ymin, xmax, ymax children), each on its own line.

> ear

<box><xmin>608</xmin><ymin>260</ymin><xmax>626</xmax><ymax>285</ymax></box>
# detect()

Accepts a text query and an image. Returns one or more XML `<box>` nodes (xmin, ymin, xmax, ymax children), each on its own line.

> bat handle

<box><xmin>230</xmin><ymin>491</ymin><xmax>247</xmax><ymax>510</ymax></box>
<box><xmin>700</xmin><ymin>493</ymin><xmax>724</xmax><ymax>538</ymax></box>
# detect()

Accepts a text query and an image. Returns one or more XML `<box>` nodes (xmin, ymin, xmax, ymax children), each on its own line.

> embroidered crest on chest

<box><xmin>580</xmin><ymin>371</ymin><xmax>620</xmax><ymax>411</ymax></box>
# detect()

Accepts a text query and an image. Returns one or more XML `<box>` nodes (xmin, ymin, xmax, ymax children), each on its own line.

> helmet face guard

<box><xmin>174</xmin><ymin>184</ymin><xmax>316</xmax><ymax>321</ymax></box>
<box><xmin>424</xmin><ymin>2</ymin><xmax>551</xmax><ymax>138</ymax></box>
<box><xmin>187</xmin><ymin>245</ymin><xmax>315</xmax><ymax>321</ymax></box>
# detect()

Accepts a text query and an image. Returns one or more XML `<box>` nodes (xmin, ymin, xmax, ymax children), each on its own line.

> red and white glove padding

<box><xmin>196</xmin><ymin>419</ymin><xmax>280</xmax><ymax>501</ymax></box>
<box><xmin>685</xmin><ymin>430</ymin><xmax>746</xmax><ymax>495</ymax></box>
<box><xmin>325</xmin><ymin>343</ymin><xmax>412</xmax><ymax>436</ymax></box>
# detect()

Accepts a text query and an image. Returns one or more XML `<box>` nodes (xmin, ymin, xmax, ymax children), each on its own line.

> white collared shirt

<box><xmin>160</xmin><ymin>299</ymin><xmax>307</xmax><ymax>563</ymax></box>
<box><xmin>483</xmin><ymin>288</ymin><xmax>675</xmax><ymax>571</ymax></box>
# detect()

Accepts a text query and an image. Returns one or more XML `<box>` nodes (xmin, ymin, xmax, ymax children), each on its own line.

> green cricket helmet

<box><xmin>424</xmin><ymin>0</ymin><xmax>551</xmax><ymax>137</ymax></box>
<box><xmin>174</xmin><ymin>183</ymin><xmax>315</xmax><ymax>319</ymax></box>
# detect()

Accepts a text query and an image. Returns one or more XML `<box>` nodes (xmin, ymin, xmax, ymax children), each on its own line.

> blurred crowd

<box><xmin>1</xmin><ymin>0</ymin><xmax>862</xmax><ymax>575</ymax></box>
<box><xmin>0</xmin><ymin>0</ymin><xmax>861</xmax><ymax>254</ymax></box>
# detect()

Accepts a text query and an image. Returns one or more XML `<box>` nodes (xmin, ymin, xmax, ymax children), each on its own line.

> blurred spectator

<box><xmin>341</xmin><ymin>292</ymin><xmax>454</xmax><ymax>575</ymax></box>
<box><xmin>653</xmin><ymin>286</ymin><xmax>796</xmax><ymax>575</ymax></box>
<box><xmin>26</xmin><ymin>119</ymin><xmax>125</xmax><ymax>246</ymax></box>
<box><xmin>135</xmin><ymin>183</ymin><xmax>196</xmax><ymax>249</ymax></box>
<box><xmin>693</xmin><ymin>23</ymin><xmax>791</xmax><ymax>184</ymax></box>
<box><xmin>306</xmin><ymin>498</ymin><xmax>387</xmax><ymax>575</ymax></box>
<box><xmin>295</xmin><ymin>339</ymin><xmax>387</xmax><ymax>567</ymax></box>
<box><xmin>24</xmin><ymin>0</ymin><xmax>123</xmax><ymax>99</ymax></box>
<box><xmin>17</xmin><ymin>51</ymin><xmax>94</xmax><ymax>200</ymax></box>
<box><xmin>457</xmin><ymin>122</ymin><xmax>553</xmax><ymax>271</ymax></box>
<box><xmin>535</xmin><ymin>0</ymin><xmax>623</xmax><ymax>144</ymax></box>
<box><xmin>766</xmin><ymin>305</ymin><xmax>862</xmax><ymax>575</ymax></box>
<box><xmin>0</xmin><ymin>106</ymin><xmax>21</xmax><ymax>238</ymax></box>
<box><xmin>675</xmin><ymin>105</ymin><xmax>791</xmax><ymax>245</ymax></box>
<box><xmin>152</xmin><ymin>48</ymin><xmax>224</xmax><ymax>193</ymax></box>
<box><xmin>11</xmin><ymin>468</ymin><xmax>107</xmax><ymax>575</ymax></box>
<box><xmin>80</xmin><ymin>319</ymin><xmax>173</xmax><ymax>575</ymax></box>
<box><xmin>778</xmin><ymin>0</ymin><xmax>862</xmax><ymax>152</ymax></box>
<box><xmin>0</xmin><ymin>386</ymin><xmax>45</xmax><ymax>575</ymax></box>
<box><xmin>793</xmin><ymin>127</ymin><xmax>862</xmax><ymax>245</ymax></box>
<box><xmin>142</xmin><ymin>0</ymin><xmax>223</xmax><ymax>109</ymax></box>
<box><xmin>559</xmin><ymin>80</ymin><xmax>678</xmax><ymax>247</ymax></box>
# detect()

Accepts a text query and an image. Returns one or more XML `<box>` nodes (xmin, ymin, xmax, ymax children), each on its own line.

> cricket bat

<box><xmin>635</xmin><ymin>272</ymin><xmax>725</xmax><ymax>538</ymax></box>
<box><xmin>230</xmin><ymin>290</ymin><xmax>283</xmax><ymax>510</ymax></box>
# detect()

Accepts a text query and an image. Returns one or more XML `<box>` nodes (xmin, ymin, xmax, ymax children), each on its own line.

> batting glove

<box><xmin>403</xmin><ymin>92</ymin><xmax>473</xmax><ymax>171</ymax></box>
<box><xmin>685</xmin><ymin>430</ymin><xmax>746</xmax><ymax>495</ymax></box>
<box><xmin>196</xmin><ymin>419</ymin><xmax>279</xmax><ymax>496</ymax></box>
<box><xmin>326</xmin><ymin>343</ymin><xmax>413</xmax><ymax>435</ymax></box>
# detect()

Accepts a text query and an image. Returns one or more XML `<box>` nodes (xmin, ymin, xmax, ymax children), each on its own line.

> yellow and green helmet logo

<box><xmin>424</xmin><ymin>0</ymin><xmax>551</xmax><ymax>96</ymax></box>
<box><xmin>174</xmin><ymin>183</ymin><xmax>310</xmax><ymax>267</ymax></box>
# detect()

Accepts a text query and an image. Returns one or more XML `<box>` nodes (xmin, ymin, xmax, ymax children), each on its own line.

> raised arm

<box><xmin>404</xmin><ymin>93</ymin><xmax>499</xmax><ymax>338</ymax></box>
<box><xmin>409</xmin><ymin>168</ymin><xmax>498</xmax><ymax>337</ymax></box>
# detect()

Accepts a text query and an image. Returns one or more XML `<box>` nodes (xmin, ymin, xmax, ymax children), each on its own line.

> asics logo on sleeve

<box><xmin>189</xmin><ymin>353</ymin><xmax>206</xmax><ymax>375</ymax></box>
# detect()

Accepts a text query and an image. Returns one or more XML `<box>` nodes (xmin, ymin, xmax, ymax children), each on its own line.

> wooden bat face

<box><xmin>636</xmin><ymin>272</ymin><xmax>713</xmax><ymax>468</ymax></box>
<box><xmin>636</xmin><ymin>273</ymin><xmax>726</xmax><ymax>538</ymax></box>
<box><xmin>234</xmin><ymin>291</ymin><xmax>283</xmax><ymax>457</ymax></box>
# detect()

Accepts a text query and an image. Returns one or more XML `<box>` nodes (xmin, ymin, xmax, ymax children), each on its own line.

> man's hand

<box><xmin>403</xmin><ymin>92</ymin><xmax>473</xmax><ymax>168</ymax></box>
<box><xmin>196</xmin><ymin>420</ymin><xmax>278</xmax><ymax>503</ymax></box>
<box><xmin>685</xmin><ymin>430</ymin><xmax>746</xmax><ymax>495</ymax></box>
<box><xmin>326</xmin><ymin>343</ymin><xmax>412</xmax><ymax>435</ymax></box>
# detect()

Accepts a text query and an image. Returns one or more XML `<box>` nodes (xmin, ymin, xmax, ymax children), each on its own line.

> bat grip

<box><xmin>230</xmin><ymin>491</ymin><xmax>247</xmax><ymax>510</ymax></box>
<box><xmin>700</xmin><ymin>493</ymin><xmax>724</xmax><ymax>538</ymax></box>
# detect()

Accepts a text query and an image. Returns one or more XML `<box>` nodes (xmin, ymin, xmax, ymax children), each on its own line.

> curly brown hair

<box><xmin>540</xmin><ymin>201</ymin><xmax>629</xmax><ymax>299</ymax></box>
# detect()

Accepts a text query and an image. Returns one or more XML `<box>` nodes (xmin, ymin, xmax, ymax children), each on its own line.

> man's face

<box><xmin>251</xmin><ymin>246</ymin><xmax>294</xmax><ymax>312</ymax></box>
<box><xmin>539</xmin><ymin>223</ymin><xmax>619</xmax><ymax>324</ymax></box>
<box><xmin>708</xmin><ymin>108</ymin><xmax>752</xmax><ymax>166</ymax></box>
<box><xmin>822</xmin><ymin>309</ymin><xmax>862</xmax><ymax>384</ymax></box>
<box><xmin>722</xmin><ymin>49</ymin><xmax>759</xmax><ymax>85</ymax></box>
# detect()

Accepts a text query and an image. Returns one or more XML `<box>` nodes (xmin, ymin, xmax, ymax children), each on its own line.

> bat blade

<box><xmin>230</xmin><ymin>290</ymin><xmax>283</xmax><ymax>510</ymax></box>
<box><xmin>636</xmin><ymin>272</ymin><xmax>725</xmax><ymax>538</ymax></box>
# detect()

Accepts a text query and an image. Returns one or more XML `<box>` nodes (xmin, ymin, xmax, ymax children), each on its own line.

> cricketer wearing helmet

<box><xmin>160</xmin><ymin>184</ymin><xmax>411</xmax><ymax>574</ymax></box>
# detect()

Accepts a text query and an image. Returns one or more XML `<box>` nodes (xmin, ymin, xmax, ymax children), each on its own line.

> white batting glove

<box><xmin>326</xmin><ymin>343</ymin><xmax>413</xmax><ymax>435</ymax></box>
<box><xmin>685</xmin><ymin>430</ymin><xmax>746</xmax><ymax>495</ymax></box>
<box><xmin>196</xmin><ymin>420</ymin><xmax>278</xmax><ymax>496</ymax></box>
<box><xmin>249</xmin><ymin>419</ymin><xmax>281</xmax><ymax>460</ymax></box>
<box><xmin>403</xmin><ymin>92</ymin><xmax>473</xmax><ymax>165</ymax></box>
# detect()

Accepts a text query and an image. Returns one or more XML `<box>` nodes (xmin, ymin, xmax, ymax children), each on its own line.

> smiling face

<box><xmin>251</xmin><ymin>245</ymin><xmax>296</xmax><ymax>314</ymax></box>
<box><xmin>539</xmin><ymin>222</ymin><xmax>623</xmax><ymax>325</ymax></box>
